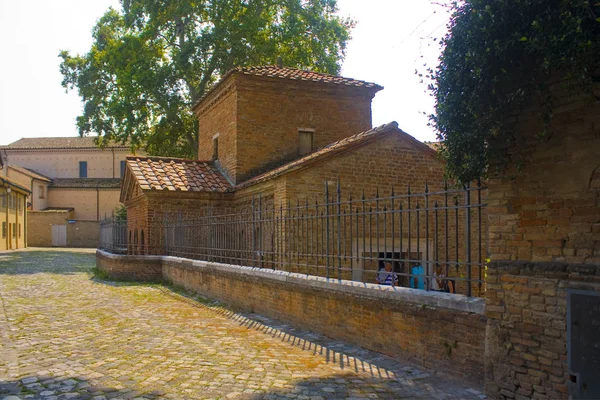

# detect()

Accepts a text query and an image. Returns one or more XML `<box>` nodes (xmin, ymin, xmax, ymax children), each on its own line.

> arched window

<box><xmin>128</xmin><ymin>230</ymin><xmax>132</xmax><ymax>254</ymax></box>
<box><xmin>140</xmin><ymin>230</ymin><xmax>145</xmax><ymax>255</ymax></box>
<box><xmin>133</xmin><ymin>230</ymin><xmax>139</xmax><ymax>255</ymax></box>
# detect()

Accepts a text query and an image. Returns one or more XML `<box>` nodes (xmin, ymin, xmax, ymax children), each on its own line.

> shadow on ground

<box><xmin>0</xmin><ymin>374</ymin><xmax>165</xmax><ymax>400</ymax></box>
<box><xmin>0</xmin><ymin>250</ymin><xmax>95</xmax><ymax>276</ymax></box>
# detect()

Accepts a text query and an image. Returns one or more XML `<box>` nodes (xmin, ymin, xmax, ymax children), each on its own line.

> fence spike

<box><xmin>391</xmin><ymin>184</ymin><xmax>395</xmax><ymax>197</ymax></box>
<box><xmin>425</xmin><ymin>181</ymin><xmax>429</xmax><ymax>193</ymax></box>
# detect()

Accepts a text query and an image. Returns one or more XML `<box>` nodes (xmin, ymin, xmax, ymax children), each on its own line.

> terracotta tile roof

<box><xmin>126</xmin><ymin>156</ymin><xmax>231</xmax><ymax>193</ymax></box>
<box><xmin>0</xmin><ymin>176</ymin><xmax>31</xmax><ymax>194</ymax></box>
<box><xmin>7</xmin><ymin>165</ymin><xmax>52</xmax><ymax>182</ymax></box>
<box><xmin>237</xmin><ymin>122</ymin><xmax>438</xmax><ymax>189</ymax></box>
<box><xmin>1</xmin><ymin>137</ymin><xmax>129</xmax><ymax>150</ymax></box>
<box><xmin>50</xmin><ymin>178</ymin><xmax>122</xmax><ymax>189</ymax></box>
<box><xmin>193</xmin><ymin>65</ymin><xmax>383</xmax><ymax>110</ymax></box>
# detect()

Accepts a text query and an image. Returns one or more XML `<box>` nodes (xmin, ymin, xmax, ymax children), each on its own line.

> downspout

<box><xmin>5</xmin><ymin>186</ymin><xmax>8</xmax><ymax>250</ymax></box>
<box><xmin>24</xmin><ymin>193</ymin><xmax>27</xmax><ymax>248</ymax></box>
<box><xmin>96</xmin><ymin>187</ymin><xmax>100</xmax><ymax>221</ymax></box>
<box><xmin>15</xmin><ymin>189</ymin><xmax>19</xmax><ymax>248</ymax></box>
<box><xmin>112</xmin><ymin>148</ymin><xmax>115</xmax><ymax>178</ymax></box>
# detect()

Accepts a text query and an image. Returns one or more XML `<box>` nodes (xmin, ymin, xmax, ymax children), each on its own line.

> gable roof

<box><xmin>236</xmin><ymin>122</ymin><xmax>439</xmax><ymax>189</ymax></box>
<box><xmin>7</xmin><ymin>165</ymin><xmax>51</xmax><ymax>182</ymax></box>
<box><xmin>1</xmin><ymin>137</ymin><xmax>129</xmax><ymax>150</ymax></box>
<box><xmin>193</xmin><ymin>65</ymin><xmax>383</xmax><ymax>111</ymax></box>
<box><xmin>0</xmin><ymin>176</ymin><xmax>31</xmax><ymax>194</ymax></box>
<box><xmin>50</xmin><ymin>178</ymin><xmax>122</xmax><ymax>189</ymax></box>
<box><xmin>124</xmin><ymin>156</ymin><xmax>232</xmax><ymax>198</ymax></box>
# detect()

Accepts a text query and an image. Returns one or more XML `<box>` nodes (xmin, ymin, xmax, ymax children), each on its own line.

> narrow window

<box><xmin>1</xmin><ymin>222</ymin><xmax>5</xmax><ymax>238</ymax></box>
<box><xmin>12</xmin><ymin>223</ymin><xmax>16</xmax><ymax>238</ymax></box>
<box><xmin>18</xmin><ymin>223</ymin><xmax>21</xmax><ymax>238</ymax></box>
<box><xmin>120</xmin><ymin>160</ymin><xmax>127</xmax><ymax>178</ymax></box>
<box><xmin>79</xmin><ymin>161</ymin><xmax>88</xmax><ymax>178</ymax></box>
<box><xmin>39</xmin><ymin>185</ymin><xmax>45</xmax><ymax>199</ymax></box>
<box><xmin>298</xmin><ymin>129</ymin><xmax>314</xmax><ymax>156</ymax></box>
<box><xmin>212</xmin><ymin>136</ymin><xmax>219</xmax><ymax>160</ymax></box>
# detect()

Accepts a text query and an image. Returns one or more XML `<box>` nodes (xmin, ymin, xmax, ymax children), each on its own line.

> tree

<box><xmin>60</xmin><ymin>0</ymin><xmax>354</xmax><ymax>158</ymax></box>
<box><xmin>429</xmin><ymin>0</ymin><xmax>599</xmax><ymax>183</ymax></box>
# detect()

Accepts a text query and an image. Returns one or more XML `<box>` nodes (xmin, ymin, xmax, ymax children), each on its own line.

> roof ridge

<box><xmin>192</xmin><ymin>65</ymin><xmax>383</xmax><ymax>111</ymax></box>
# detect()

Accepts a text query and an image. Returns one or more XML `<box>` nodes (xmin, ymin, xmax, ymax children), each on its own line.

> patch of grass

<box><xmin>91</xmin><ymin>267</ymin><xmax>110</xmax><ymax>280</ymax></box>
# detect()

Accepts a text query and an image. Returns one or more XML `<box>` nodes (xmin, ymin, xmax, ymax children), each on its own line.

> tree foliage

<box><xmin>60</xmin><ymin>0</ymin><xmax>354</xmax><ymax>158</ymax></box>
<box><xmin>430</xmin><ymin>0</ymin><xmax>599</xmax><ymax>182</ymax></box>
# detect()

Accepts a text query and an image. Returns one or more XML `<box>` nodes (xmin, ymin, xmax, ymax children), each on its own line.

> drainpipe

<box><xmin>96</xmin><ymin>187</ymin><xmax>100</xmax><ymax>221</ymax></box>
<box><xmin>5</xmin><ymin>186</ymin><xmax>8</xmax><ymax>250</ymax></box>
<box><xmin>15</xmin><ymin>190</ymin><xmax>19</xmax><ymax>248</ymax></box>
<box><xmin>111</xmin><ymin>148</ymin><xmax>115</xmax><ymax>178</ymax></box>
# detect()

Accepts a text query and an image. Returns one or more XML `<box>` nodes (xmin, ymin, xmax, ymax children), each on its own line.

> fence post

<box><xmin>336</xmin><ymin>179</ymin><xmax>342</xmax><ymax>280</ymax></box>
<box><xmin>465</xmin><ymin>182</ymin><xmax>472</xmax><ymax>297</ymax></box>
<box><xmin>325</xmin><ymin>181</ymin><xmax>330</xmax><ymax>279</ymax></box>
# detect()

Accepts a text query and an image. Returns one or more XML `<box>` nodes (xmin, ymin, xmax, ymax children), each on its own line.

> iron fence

<box><xmin>164</xmin><ymin>181</ymin><xmax>487</xmax><ymax>297</ymax></box>
<box><xmin>99</xmin><ymin>218</ymin><xmax>127</xmax><ymax>254</ymax></box>
<box><xmin>100</xmin><ymin>181</ymin><xmax>488</xmax><ymax>297</ymax></box>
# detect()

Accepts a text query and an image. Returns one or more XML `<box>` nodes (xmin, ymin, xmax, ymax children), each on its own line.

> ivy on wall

<box><xmin>429</xmin><ymin>0</ymin><xmax>599</xmax><ymax>183</ymax></box>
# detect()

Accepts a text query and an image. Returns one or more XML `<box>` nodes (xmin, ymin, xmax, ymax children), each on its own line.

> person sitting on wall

<box><xmin>376</xmin><ymin>261</ymin><xmax>398</xmax><ymax>287</ymax></box>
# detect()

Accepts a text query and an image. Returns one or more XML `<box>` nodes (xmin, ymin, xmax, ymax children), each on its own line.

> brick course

<box><xmin>485</xmin><ymin>87</ymin><xmax>599</xmax><ymax>399</ymax></box>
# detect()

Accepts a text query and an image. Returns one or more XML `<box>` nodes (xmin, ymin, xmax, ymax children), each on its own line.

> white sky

<box><xmin>0</xmin><ymin>0</ymin><xmax>450</xmax><ymax>146</ymax></box>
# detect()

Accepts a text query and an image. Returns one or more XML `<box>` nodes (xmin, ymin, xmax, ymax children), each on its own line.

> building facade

<box><xmin>0</xmin><ymin>175</ymin><xmax>30</xmax><ymax>251</ymax></box>
<box><xmin>0</xmin><ymin>137</ymin><xmax>136</xmax><ymax>247</ymax></box>
<box><xmin>121</xmin><ymin>66</ymin><xmax>486</xmax><ymax>290</ymax></box>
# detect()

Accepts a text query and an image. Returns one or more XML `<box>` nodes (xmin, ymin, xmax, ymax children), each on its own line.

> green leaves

<box><xmin>430</xmin><ymin>0</ymin><xmax>600</xmax><ymax>183</ymax></box>
<box><xmin>60</xmin><ymin>0</ymin><xmax>353</xmax><ymax>158</ymax></box>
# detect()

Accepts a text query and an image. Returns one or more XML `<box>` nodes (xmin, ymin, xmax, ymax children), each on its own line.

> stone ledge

<box><xmin>98</xmin><ymin>250</ymin><xmax>485</xmax><ymax>314</ymax></box>
<box><xmin>488</xmin><ymin>260</ymin><xmax>600</xmax><ymax>278</ymax></box>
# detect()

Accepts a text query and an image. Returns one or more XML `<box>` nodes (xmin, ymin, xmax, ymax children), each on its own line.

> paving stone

<box><xmin>0</xmin><ymin>250</ymin><xmax>486</xmax><ymax>399</ymax></box>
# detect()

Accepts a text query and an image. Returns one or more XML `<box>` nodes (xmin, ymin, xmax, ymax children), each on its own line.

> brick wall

<box><xmin>485</xmin><ymin>261</ymin><xmax>600</xmax><ymax>399</ymax></box>
<box><xmin>196</xmin><ymin>81</ymin><xmax>238</xmax><ymax>182</ymax></box>
<box><xmin>125</xmin><ymin>192</ymin><xmax>232</xmax><ymax>255</ymax></box>
<box><xmin>96</xmin><ymin>250</ymin><xmax>162</xmax><ymax>282</ymax></box>
<box><xmin>487</xmin><ymin>91</ymin><xmax>599</xmax><ymax>264</ymax></box>
<box><xmin>67</xmin><ymin>220</ymin><xmax>99</xmax><ymax>248</ymax></box>
<box><xmin>484</xmin><ymin>88</ymin><xmax>599</xmax><ymax>399</ymax></box>
<box><xmin>195</xmin><ymin>74</ymin><xmax>378</xmax><ymax>184</ymax></box>
<box><xmin>96</xmin><ymin>250</ymin><xmax>487</xmax><ymax>386</ymax></box>
<box><xmin>27</xmin><ymin>210</ymin><xmax>71</xmax><ymax>247</ymax></box>
<box><xmin>235</xmin><ymin>132</ymin><xmax>487</xmax><ymax>295</ymax></box>
<box><xmin>233</xmin><ymin>75</ymin><xmax>377</xmax><ymax>183</ymax></box>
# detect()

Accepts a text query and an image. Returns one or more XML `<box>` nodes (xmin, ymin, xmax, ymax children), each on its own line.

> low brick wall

<box><xmin>97</xmin><ymin>249</ymin><xmax>487</xmax><ymax>385</ymax></box>
<box><xmin>485</xmin><ymin>261</ymin><xmax>600</xmax><ymax>399</ymax></box>
<box><xmin>96</xmin><ymin>251</ymin><xmax>163</xmax><ymax>282</ymax></box>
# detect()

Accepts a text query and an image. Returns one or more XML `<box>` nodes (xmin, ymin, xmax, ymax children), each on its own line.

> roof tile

<box><xmin>126</xmin><ymin>156</ymin><xmax>231</xmax><ymax>193</ymax></box>
<box><xmin>193</xmin><ymin>66</ymin><xmax>383</xmax><ymax>110</ymax></box>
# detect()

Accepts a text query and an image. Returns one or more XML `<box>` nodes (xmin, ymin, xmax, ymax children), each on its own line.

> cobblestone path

<box><xmin>0</xmin><ymin>250</ymin><xmax>486</xmax><ymax>400</ymax></box>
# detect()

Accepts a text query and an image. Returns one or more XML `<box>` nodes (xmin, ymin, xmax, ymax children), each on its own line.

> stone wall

<box><xmin>96</xmin><ymin>249</ymin><xmax>487</xmax><ymax>386</ymax></box>
<box><xmin>485</xmin><ymin>261</ymin><xmax>600</xmax><ymax>399</ymax></box>
<box><xmin>487</xmin><ymin>91</ymin><xmax>599</xmax><ymax>264</ymax></box>
<box><xmin>484</xmin><ymin>87</ymin><xmax>599</xmax><ymax>399</ymax></box>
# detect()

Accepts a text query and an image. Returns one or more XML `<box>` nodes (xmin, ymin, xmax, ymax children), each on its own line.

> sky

<box><xmin>0</xmin><ymin>0</ymin><xmax>451</xmax><ymax>146</ymax></box>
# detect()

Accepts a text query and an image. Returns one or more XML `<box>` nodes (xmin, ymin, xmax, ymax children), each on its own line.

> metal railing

<box><xmin>99</xmin><ymin>218</ymin><xmax>127</xmax><ymax>254</ymax></box>
<box><xmin>100</xmin><ymin>181</ymin><xmax>487</xmax><ymax>297</ymax></box>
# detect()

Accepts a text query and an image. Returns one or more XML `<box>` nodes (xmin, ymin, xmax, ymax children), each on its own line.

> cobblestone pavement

<box><xmin>0</xmin><ymin>250</ymin><xmax>486</xmax><ymax>400</ymax></box>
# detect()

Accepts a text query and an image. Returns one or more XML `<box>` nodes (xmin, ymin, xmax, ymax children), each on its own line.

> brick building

<box><xmin>121</xmin><ymin>66</ymin><xmax>483</xmax><ymax>286</ymax></box>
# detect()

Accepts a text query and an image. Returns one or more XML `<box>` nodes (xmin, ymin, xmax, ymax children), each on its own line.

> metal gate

<box><xmin>568</xmin><ymin>289</ymin><xmax>600</xmax><ymax>399</ymax></box>
<box><xmin>51</xmin><ymin>225</ymin><xmax>67</xmax><ymax>247</ymax></box>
